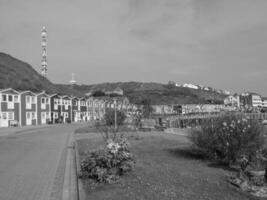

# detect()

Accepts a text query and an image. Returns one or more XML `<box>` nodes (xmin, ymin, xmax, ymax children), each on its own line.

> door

<box><xmin>26</xmin><ymin>112</ymin><xmax>32</xmax><ymax>125</ymax></box>
<box><xmin>0</xmin><ymin>112</ymin><xmax>9</xmax><ymax>127</ymax></box>
<box><xmin>41</xmin><ymin>112</ymin><xmax>46</xmax><ymax>124</ymax></box>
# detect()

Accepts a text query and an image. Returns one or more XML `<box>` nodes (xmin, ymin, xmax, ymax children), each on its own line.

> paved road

<box><xmin>0</xmin><ymin>123</ymin><xmax>84</xmax><ymax>200</ymax></box>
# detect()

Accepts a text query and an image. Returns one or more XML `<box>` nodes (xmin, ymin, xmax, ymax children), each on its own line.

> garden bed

<box><xmin>75</xmin><ymin>131</ymin><xmax>252</xmax><ymax>200</ymax></box>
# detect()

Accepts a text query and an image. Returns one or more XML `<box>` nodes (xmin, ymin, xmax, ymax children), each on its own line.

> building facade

<box><xmin>36</xmin><ymin>92</ymin><xmax>50</xmax><ymax>125</ymax></box>
<box><xmin>0</xmin><ymin>88</ymin><xmax>20</xmax><ymax>127</ymax></box>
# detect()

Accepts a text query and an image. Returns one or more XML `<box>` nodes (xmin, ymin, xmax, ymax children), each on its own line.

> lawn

<box><xmin>75</xmin><ymin>129</ymin><xmax>253</xmax><ymax>200</ymax></box>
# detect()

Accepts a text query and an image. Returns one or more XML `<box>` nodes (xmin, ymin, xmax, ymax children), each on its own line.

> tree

<box><xmin>140</xmin><ymin>98</ymin><xmax>154</xmax><ymax>118</ymax></box>
<box><xmin>92</xmin><ymin>90</ymin><xmax>106</xmax><ymax>97</ymax></box>
<box><xmin>104</xmin><ymin>109</ymin><xmax>126</xmax><ymax>126</ymax></box>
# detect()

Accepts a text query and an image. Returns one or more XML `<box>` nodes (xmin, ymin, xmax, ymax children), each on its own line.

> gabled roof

<box><xmin>49</xmin><ymin>93</ymin><xmax>59</xmax><ymax>98</ymax></box>
<box><xmin>79</xmin><ymin>96</ymin><xmax>86</xmax><ymax>101</ymax></box>
<box><xmin>19</xmin><ymin>90</ymin><xmax>37</xmax><ymax>96</ymax></box>
<box><xmin>0</xmin><ymin>88</ymin><xmax>20</xmax><ymax>94</ymax></box>
<box><xmin>36</xmin><ymin>91</ymin><xmax>50</xmax><ymax>97</ymax></box>
<box><xmin>60</xmin><ymin>95</ymin><xmax>71</xmax><ymax>99</ymax></box>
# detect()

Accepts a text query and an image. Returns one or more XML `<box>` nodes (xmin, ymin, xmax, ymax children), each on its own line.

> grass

<box><xmin>75</xmin><ymin>130</ymin><xmax>253</xmax><ymax>200</ymax></box>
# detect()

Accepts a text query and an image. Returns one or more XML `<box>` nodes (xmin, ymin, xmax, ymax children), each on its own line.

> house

<box><xmin>19</xmin><ymin>91</ymin><xmax>38</xmax><ymax>126</ymax></box>
<box><xmin>104</xmin><ymin>87</ymin><xmax>124</xmax><ymax>96</ymax></box>
<box><xmin>71</xmin><ymin>96</ymin><xmax>80</xmax><ymax>122</ymax></box>
<box><xmin>182</xmin><ymin>83</ymin><xmax>199</xmax><ymax>90</ymax></box>
<box><xmin>49</xmin><ymin>94</ymin><xmax>61</xmax><ymax>123</ymax></box>
<box><xmin>79</xmin><ymin>97</ymin><xmax>87</xmax><ymax>121</ymax></box>
<box><xmin>224</xmin><ymin>95</ymin><xmax>240</xmax><ymax>108</ymax></box>
<box><xmin>36</xmin><ymin>91</ymin><xmax>50</xmax><ymax>125</ymax></box>
<box><xmin>262</xmin><ymin>97</ymin><xmax>267</xmax><ymax>108</ymax></box>
<box><xmin>240</xmin><ymin>92</ymin><xmax>262</xmax><ymax>108</ymax></box>
<box><xmin>0</xmin><ymin>88</ymin><xmax>20</xmax><ymax>127</ymax></box>
<box><xmin>59</xmin><ymin>95</ymin><xmax>72</xmax><ymax>123</ymax></box>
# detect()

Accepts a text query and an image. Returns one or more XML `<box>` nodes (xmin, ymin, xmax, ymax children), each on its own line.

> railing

<box><xmin>162</xmin><ymin>113</ymin><xmax>267</xmax><ymax>128</ymax></box>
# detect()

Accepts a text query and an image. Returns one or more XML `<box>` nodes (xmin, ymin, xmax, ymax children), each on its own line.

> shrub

<box><xmin>79</xmin><ymin>138</ymin><xmax>135</xmax><ymax>184</ymax></box>
<box><xmin>104</xmin><ymin>109</ymin><xmax>126</xmax><ymax>126</ymax></box>
<box><xmin>190</xmin><ymin>113</ymin><xmax>266</xmax><ymax>164</ymax></box>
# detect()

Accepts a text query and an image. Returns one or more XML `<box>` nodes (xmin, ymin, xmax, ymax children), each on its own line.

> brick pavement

<box><xmin>0</xmin><ymin>123</ymin><xmax>84</xmax><ymax>200</ymax></box>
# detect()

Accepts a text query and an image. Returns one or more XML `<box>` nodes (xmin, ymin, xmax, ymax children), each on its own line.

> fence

<box><xmin>164</xmin><ymin>113</ymin><xmax>267</xmax><ymax>128</ymax></box>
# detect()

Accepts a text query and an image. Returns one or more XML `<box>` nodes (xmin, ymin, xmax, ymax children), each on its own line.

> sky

<box><xmin>1</xmin><ymin>0</ymin><xmax>267</xmax><ymax>95</ymax></box>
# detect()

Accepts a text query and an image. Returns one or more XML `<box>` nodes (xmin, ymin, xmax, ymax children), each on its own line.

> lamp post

<box><xmin>114</xmin><ymin>98</ymin><xmax>117</xmax><ymax>130</ymax></box>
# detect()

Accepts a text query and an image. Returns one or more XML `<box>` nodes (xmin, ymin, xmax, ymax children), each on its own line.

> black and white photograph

<box><xmin>1</xmin><ymin>0</ymin><xmax>267</xmax><ymax>199</ymax></box>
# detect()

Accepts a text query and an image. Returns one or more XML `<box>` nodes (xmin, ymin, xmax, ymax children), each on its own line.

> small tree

<box><xmin>104</xmin><ymin>109</ymin><xmax>126</xmax><ymax>126</ymax></box>
<box><xmin>140</xmin><ymin>98</ymin><xmax>154</xmax><ymax>118</ymax></box>
<box><xmin>92</xmin><ymin>90</ymin><xmax>106</xmax><ymax>97</ymax></box>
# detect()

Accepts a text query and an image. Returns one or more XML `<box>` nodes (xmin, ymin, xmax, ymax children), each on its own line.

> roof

<box><xmin>0</xmin><ymin>88</ymin><xmax>20</xmax><ymax>94</ymax></box>
<box><xmin>19</xmin><ymin>90</ymin><xmax>37</xmax><ymax>96</ymax></box>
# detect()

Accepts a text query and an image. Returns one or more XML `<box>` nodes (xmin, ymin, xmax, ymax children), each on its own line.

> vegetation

<box><xmin>0</xmin><ymin>52</ymin><xmax>226</xmax><ymax>105</ymax></box>
<box><xmin>0</xmin><ymin>53</ymin><xmax>82</xmax><ymax>96</ymax></box>
<box><xmin>138</xmin><ymin>98</ymin><xmax>153</xmax><ymax>118</ymax></box>
<box><xmin>104</xmin><ymin>109</ymin><xmax>126</xmax><ymax>126</ymax></box>
<box><xmin>190</xmin><ymin>113</ymin><xmax>266</xmax><ymax>165</ymax></box>
<box><xmin>79</xmin><ymin>137</ymin><xmax>135</xmax><ymax>184</ymax></box>
<box><xmin>76</xmin><ymin>131</ymin><xmax>251</xmax><ymax>200</ymax></box>
<box><xmin>92</xmin><ymin>90</ymin><xmax>106</xmax><ymax>97</ymax></box>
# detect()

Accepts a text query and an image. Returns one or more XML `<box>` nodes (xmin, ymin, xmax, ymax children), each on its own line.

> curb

<box><xmin>74</xmin><ymin>136</ymin><xmax>87</xmax><ymax>200</ymax></box>
<box><xmin>62</xmin><ymin>132</ymin><xmax>79</xmax><ymax>200</ymax></box>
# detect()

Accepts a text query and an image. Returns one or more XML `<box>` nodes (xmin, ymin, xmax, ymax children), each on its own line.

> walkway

<box><xmin>0</xmin><ymin>123</ymin><xmax>84</xmax><ymax>200</ymax></box>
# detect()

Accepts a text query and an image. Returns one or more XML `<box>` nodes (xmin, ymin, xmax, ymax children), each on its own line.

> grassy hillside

<box><xmin>0</xmin><ymin>52</ymin><xmax>226</xmax><ymax>104</ymax></box>
<box><xmin>59</xmin><ymin>82</ymin><xmax>226</xmax><ymax>105</ymax></box>
<box><xmin>0</xmin><ymin>53</ymin><xmax>82</xmax><ymax>96</ymax></box>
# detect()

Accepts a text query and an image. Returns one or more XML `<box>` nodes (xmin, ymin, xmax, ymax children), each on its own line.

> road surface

<box><xmin>0</xmin><ymin>123</ymin><xmax>84</xmax><ymax>200</ymax></box>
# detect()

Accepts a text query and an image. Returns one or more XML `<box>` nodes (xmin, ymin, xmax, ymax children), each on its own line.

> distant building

<box><xmin>104</xmin><ymin>87</ymin><xmax>124</xmax><ymax>96</ymax></box>
<box><xmin>262</xmin><ymin>97</ymin><xmax>267</xmax><ymax>108</ymax></box>
<box><xmin>224</xmin><ymin>94</ymin><xmax>240</xmax><ymax>108</ymax></box>
<box><xmin>240</xmin><ymin>92</ymin><xmax>262</xmax><ymax>108</ymax></box>
<box><xmin>182</xmin><ymin>83</ymin><xmax>199</xmax><ymax>90</ymax></box>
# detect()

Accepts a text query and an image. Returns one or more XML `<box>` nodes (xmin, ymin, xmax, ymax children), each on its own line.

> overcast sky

<box><xmin>1</xmin><ymin>0</ymin><xmax>267</xmax><ymax>95</ymax></box>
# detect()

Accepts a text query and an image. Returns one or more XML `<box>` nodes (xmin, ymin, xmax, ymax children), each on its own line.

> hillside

<box><xmin>0</xmin><ymin>52</ymin><xmax>227</xmax><ymax>104</ymax></box>
<box><xmin>0</xmin><ymin>53</ymin><xmax>82</xmax><ymax>96</ymax></box>
<box><xmin>57</xmin><ymin>82</ymin><xmax>227</xmax><ymax>105</ymax></box>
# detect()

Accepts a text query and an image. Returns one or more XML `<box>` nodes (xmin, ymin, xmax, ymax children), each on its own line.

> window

<box><xmin>26</xmin><ymin>112</ymin><xmax>31</xmax><ymax>119</ymax></box>
<box><xmin>31</xmin><ymin>96</ymin><xmax>36</xmax><ymax>104</ymax></box>
<box><xmin>46</xmin><ymin>112</ymin><xmax>50</xmax><ymax>118</ymax></box>
<box><xmin>2</xmin><ymin>94</ymin><xmax>7</xmax><ymax>102</ymax></box>
<box><xmin>45</xmin><ymin>98</ymin><xmax>49</xmax><ymax>104</ymax></box>
<box><xmin>26</xmin><ymin>96</ymin><xmax>31</xmax><ymax>103</ymax></box>
<box><xmin>14</xmin><ymin>95</ymin><xmax>19</xmax><ymax>103</ymax></box>
<box><xmin>54</xmin><ymin>99</ymin><xmax>58</xmax><ymax>104</ymax></box>
<box><xmin>8</xmin><ymin>95</ymin><xmax>13</xmax><ymax>102</ymax></box>
<box><xmin>54</xmin><ymin>112</ymin><xmax>58</xmax><ymax>118</ymax></box>
<box><xmin>41</xmin><ymin>112</ymin><xmax>46</xmax><ymax>118</ymax></box>
<box><xmin>6</xmin><ymin>112</ymin><xmax>14</xmax><ymax>120</ymax></box>
<box><xmin>2</xmin><ymin>112</ymin><xmax>7</xmax><ymax>119</ymax></box>
<box><xmin>32</xmin><ymin>112</ymin><xmax>36</xmax><ymax>119</ymax></box>
<box><xmin>41</xmin><ymin>97</ymin><xmax>45</xmax><ymax>104</ymax></box>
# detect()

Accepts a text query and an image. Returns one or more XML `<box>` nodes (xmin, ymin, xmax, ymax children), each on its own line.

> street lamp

<box><xmin>114</xmin><ymin>98</ymin><xmax>117</xmax><ymax>130</ymax></box>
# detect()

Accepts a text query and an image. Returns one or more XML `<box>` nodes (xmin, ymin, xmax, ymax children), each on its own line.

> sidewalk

<box><xmin>0</xmin><ymin>124</ymin><xmax>57</xmax><ymax>137</ymax></box>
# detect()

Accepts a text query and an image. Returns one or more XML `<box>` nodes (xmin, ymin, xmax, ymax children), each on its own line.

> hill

<box><xmin>0</xmin><ymin>53</ymin><xmax>82</xmax><ymax>96</ymax></box>
<box><xmin>0</xmin><ymin>52</ymin><xmax>227</xmax><ymax>104</ymax></box>
<box><xmin>57</xmin><ymin>82</ymin><xmax>227</xmax><ymax>105</ymax></box>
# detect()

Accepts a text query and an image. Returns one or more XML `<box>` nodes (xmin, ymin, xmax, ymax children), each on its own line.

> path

<box><xmin>0</xmin><ymin>123</ymin><xmax>84</xmax><ymax>200</ymax></box>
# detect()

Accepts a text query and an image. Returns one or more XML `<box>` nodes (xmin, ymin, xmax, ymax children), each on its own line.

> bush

<box><xmin>104</xmin><ymin>109</ymin><xmax>126</xmax><ymax>126</ymax></box>
<box><xmin>79</xmin><ymin>138</ymin><xmax>135</xmax><ymax>183</ymax></box>
<box><xmin>190</xmin><ymin>113</ymin><xmax>266</xmax><ymax>164</ymax></box>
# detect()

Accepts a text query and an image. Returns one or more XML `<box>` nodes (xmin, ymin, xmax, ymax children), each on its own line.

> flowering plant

<box><xmin>190</xmin><ymin>113</ymin><xmax>266</xmax><ymax>164</ymax></box>
<box><xmin>79</xmin><ymin>137</ymin><xmax>135</xmax><ymax>184</ymax></box>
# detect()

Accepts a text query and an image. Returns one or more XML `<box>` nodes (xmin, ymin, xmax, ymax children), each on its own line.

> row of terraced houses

<box><xmin>0</xmin><ymin>88</ymin><xmax>137</xmax><ymax>127</ymax></box>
